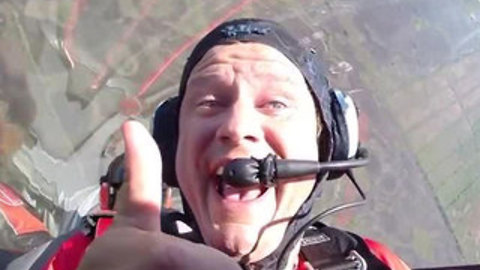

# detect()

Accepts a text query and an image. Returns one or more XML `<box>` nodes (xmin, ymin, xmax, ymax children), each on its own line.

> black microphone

<box><xmin>221</xmin><ymin>148</ymin><xmax>369</xmax><ymax>187</ymax></box>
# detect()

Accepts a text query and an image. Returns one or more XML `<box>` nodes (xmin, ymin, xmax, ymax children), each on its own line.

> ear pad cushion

<box><xmin>152</xmin><ymin>97</ymin><xmax>180</xmax><ymax>187</ymax></box>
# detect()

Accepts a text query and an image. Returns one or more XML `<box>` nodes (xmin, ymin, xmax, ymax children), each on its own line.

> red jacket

<box><xmin>38</xmin><ymin>216</ymin><xmax>409</xmax><ymax>270</ymax></box>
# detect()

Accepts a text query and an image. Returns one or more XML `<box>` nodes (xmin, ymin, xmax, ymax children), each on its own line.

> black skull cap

<box><xmin>177</xmin><ymin>18</ymin><xmax>334</xmax><ymax>161</ymax></box>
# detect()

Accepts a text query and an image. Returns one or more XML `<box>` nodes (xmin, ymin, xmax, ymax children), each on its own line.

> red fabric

<box><xmin>0</xmin><ymin>183</ymin><xmax>48</xmax><ymax>235</ymax></box>
<box><xmin>43</xmin><ymin>216</ymin><xmax>113</xmax><ymax>270</ymax></box>
<box><xmin>42</xmin><ymin>232</ymin><xmax>93</xmax><ymax>270</ymax></box>
<box><xmin>364</xmin><ymin>237</ymin><xmax>411</xmax><ymax>270</ymax></box>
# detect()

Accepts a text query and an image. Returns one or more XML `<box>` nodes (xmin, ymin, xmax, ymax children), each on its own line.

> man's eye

<box><xmin>264</xmin><ymin>100</ymin><xmax>288</xmax><ymax>110</ymax></box>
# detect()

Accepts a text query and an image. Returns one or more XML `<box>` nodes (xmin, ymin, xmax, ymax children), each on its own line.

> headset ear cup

<box><xmin>330</xmin><ymin>89</ymin><xmax>350</xmax><ymax>161</ymax></box>
<box><xmin>328</xmin><ymin>89</ymin><xmax>360</xmax><ymax>179</ymax></box>
<box><xmin>342</xmin><ymin>93</ymin><xmax>360</xmax><ymax>159</ymax></box>
<box><xmin>152</xmin><ymin>97</ymin><xmax>179</xmax><ymax>187</ymax></box>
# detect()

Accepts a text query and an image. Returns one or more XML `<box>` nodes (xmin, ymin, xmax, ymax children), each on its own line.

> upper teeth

<box><xmin>216</xmin><ymin>166</ymin><xmax>224</xmax><ymax>176</ymax></box>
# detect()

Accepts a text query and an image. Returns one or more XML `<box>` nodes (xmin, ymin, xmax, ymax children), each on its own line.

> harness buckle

<box><xmin>345</xmin><ymin>250</ymin><xmax>367</xmax><ymax>270</ymax></box>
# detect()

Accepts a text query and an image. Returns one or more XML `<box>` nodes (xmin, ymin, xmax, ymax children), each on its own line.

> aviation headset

<box><xmin>152</xmin><ymin>18</ymin><xmax>360</xmax><ymax>188</ymax></box>
<box><xmin>150</xmin><ymin>18</ymin><xmax>363</xmax><ymax>269</ymax></box>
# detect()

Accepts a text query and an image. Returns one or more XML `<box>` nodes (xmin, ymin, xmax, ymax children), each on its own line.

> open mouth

<box><xmin>215</xmin><ymin>166</ymin><xmax>268</xmax><ymax>202</ymax></box>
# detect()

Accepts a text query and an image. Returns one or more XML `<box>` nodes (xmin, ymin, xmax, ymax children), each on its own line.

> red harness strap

<box><xmin>41</xmin><ymin>231</ymin><xmax>93</xmax><ymax>270</ymax></box>
<box><xmin>41</xmin><ymin>215</ymin><xmax>114</xmax><ymax>270</ymax></box>
<box><xmin>95</xmin><ymin>216</ymin><xmax>114</xmax><ymax>238</ymax></box>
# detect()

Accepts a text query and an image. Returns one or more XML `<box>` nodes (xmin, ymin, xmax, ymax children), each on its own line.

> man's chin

<box><xmin>207</xmin><ymin>223</ymin><xmax>261</xmax><ymax>257</ymax></box>
<box><xmin>205</xmin><ymin>218</ymin><xmax>290</xmax><ymax>263</ymax></box>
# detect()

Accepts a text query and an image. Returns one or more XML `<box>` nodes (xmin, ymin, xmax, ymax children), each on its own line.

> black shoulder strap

<box><xmin>300</xmin><ymin>222</ymin><xmax>390</xmax><ymax>270</ymax></box>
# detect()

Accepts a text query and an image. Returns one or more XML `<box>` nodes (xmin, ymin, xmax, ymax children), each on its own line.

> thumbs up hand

<box><xmin>78</xmin><ymin>121</ymin><xmax>240</xmax><ymax>270</ymax></box>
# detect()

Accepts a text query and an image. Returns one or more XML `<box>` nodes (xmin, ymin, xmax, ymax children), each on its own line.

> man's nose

<box><xmin>215</xmin><ymin>101</ymin><xmax>263</xmax><ymax>145</ymax></box>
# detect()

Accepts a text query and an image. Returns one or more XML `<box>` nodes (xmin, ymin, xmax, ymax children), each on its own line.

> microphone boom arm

<box><xmin>222</xmin><ymin>148</ymin><xmax>370</xmax><ymax>187</ymax></box>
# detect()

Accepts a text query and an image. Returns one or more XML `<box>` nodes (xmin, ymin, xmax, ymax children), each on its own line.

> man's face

<box><xmin>176</xmin><ymin>42</ymin><xmax>319</xmax><ymax>262</ymax></box>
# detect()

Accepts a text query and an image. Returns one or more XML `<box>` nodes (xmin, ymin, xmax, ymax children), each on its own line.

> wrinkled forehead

<box><xmin>186</xmin><ymin>42</ymin><xmax>307</xmax><ymax>88</ymax></box>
